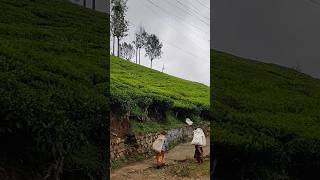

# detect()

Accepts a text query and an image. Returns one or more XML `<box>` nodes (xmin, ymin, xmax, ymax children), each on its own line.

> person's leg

<box><xmin>156</xmin><ymin>152</ymin><xmax>161</xmax><ymax>168</ymax></box>
<box><xmin>160</xmin><ymin>151</ymin><xmax>165</xmax><ymax>166</ymax></box>
<box><xmin>196</xmin><ymin>145</ymin><xmax>201</xmax><ymax>163</ymax></box>
<box><xmin>200</xmin><ymin>147</ymin><xmax>204</xmax><ymax>163</ymax></box>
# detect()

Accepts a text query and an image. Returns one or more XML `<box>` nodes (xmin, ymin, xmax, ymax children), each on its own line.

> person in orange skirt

<box><xmin>155</xmin><ymin>130</ymin><xmax>169</xmax><ymax>168</ymax></box>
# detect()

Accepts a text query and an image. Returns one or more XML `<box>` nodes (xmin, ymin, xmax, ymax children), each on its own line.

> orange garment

<box><xmin>155</xmin><ymin>151</ymin><xmax>165</xmax><ymax>166</ymax></box>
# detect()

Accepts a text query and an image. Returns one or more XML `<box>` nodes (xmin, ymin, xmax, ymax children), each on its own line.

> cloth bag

<box><xmin>191</xmin><ymin>128</ymin><xmax>206</xmax><ymax>146</ymax></box>
<box><xmin>152</xmin><ymin>135</ymin><xmax>166</xmax><ymax>153</ymax></box>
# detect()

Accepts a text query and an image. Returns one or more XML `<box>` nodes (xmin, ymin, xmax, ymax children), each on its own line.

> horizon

<box><xmin>212</xmin><ymin>0</ymin><xmax>320</xmax><ymax>80</ymax></box>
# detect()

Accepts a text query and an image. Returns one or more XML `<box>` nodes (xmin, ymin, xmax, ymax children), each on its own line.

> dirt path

<box><xmin>111</xmin><ymin>137</ymin><xmax>210</xmax><ymax>180</ymax></box>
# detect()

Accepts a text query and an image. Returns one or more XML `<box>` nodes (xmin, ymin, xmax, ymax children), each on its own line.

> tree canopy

<box><xmin>144</xmin><ymin>34</ymin><xmax>163</xmax><ymax>68</ymax></box>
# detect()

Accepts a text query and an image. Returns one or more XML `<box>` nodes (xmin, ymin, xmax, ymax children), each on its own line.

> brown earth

<box><xmin>110</xmin><ymin>137</ymin><xmax>210</xmax><ymax>180</ymax></box>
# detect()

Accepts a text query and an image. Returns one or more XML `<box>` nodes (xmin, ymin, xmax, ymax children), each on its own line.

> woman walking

<box><xmin>152</xmin><ymin>130</ymin><xmax>169</xmax><ymax>168</ymax></box>
<box><xmin>191</xmin><ymin>128</ymin><xmax>206</xmax><ymax>164</ymax></box>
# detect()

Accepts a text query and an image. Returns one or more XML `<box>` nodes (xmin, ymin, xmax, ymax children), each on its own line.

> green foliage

<box><xmin>167</xmin><ymin>157</ymin><xmax>210</xmax><ymax>178</ymax></box>
<box><xmin>131</xmin><ymin>112</ymin><xmax>184</xmax><ymax>134</ymax></box>
<box><xmin>110</xmin><ymin>55</ymin><xmax>210</xmax><ymax>121</ymax></box>
<box><xmin>0</xmin><ymin>0</ymin><xmax>108</xmax><ymax>179</ymax></box>
<box><xmin>211</xmin><ymin>50</ymin><xmax>320</xmax><ymax>179</ymax></box>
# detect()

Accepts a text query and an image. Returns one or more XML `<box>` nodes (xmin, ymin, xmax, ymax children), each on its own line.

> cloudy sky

<box><xmin>212</xmin><ymin>0</ymin><xmax>320</xmax><ymax>79</ymax></box>
<box><xmin>71</xmin><ymin>0</ymin><xmax>210</xmax><ymax>85</ymax></box>
<box><xmin>110</xmin><ymin>0</ymin><xmax>210</xmax><ymax>86</ymax></box>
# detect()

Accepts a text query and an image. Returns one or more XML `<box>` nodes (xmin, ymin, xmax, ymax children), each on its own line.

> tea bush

<box><xmin>211</xmin><ymin>49</ymin><xmax>320</xmax><ymax>179</ymax></box>
<box><xmin>0</xmin><ymin>0</ymin><xmax>108</xmax><ymax>179</ymax></box>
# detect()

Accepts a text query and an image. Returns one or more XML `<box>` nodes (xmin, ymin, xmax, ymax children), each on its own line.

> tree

<box><xmin>144</xmin><ymin>34</ymin><xmax>163</xmax><ymax>69</ymax></box>
<box><xmin>83</xmin><ymin>0</ymin><xmax>86</xmax><ymax>7</ymax></box>
<box><xmin>294</xmin><ymin>60</ymin><xmax>301</xmax><ymax>72</ymax></box>
<box><xmin>92</xmin><ymin>0</ymin><xmax>95</xmax><ymax>10</ymax></box>
<box><xmin>120</xmin><ymin>42</ymin><xmax>135</xmax><ymax>61</ymax></box>
<box><xmin>110</xmin><ymin>0</ymin><xmax>129</xmax><ymax>57</ymax></box>
<box><xmin>133</xmin><ymin>26</ymin><xmax>147</xmax><ymax>64</ymax></box>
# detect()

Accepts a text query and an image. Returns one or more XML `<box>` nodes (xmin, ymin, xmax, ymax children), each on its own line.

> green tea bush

<box><xmin>211</xmin><ymin>50</ymin><xmax>320</xmax><ymax>179</ymax></box>
<box><xmin>0</xmin><ymin>0</ymin><xmax>108</xmax><ymax>179</ymax></box>
<box><xmin>110</xmin><ymin>55</ymin><xmax>210</xmax><ymax>123</ymax></box>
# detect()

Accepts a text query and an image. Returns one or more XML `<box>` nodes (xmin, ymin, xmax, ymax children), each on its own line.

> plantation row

<box><xmin>211</xmin><ymin>50</ymin><xmax>320</xmax><ymax>179</ymax></box>
<box><xmin>0</xmin><ymin>0</ymin><xmax>108</xmax><ymax>179</ymax></box>
<box><xmin>110</xmin><ymin>55</ymin><xmax>210</xmax><ymax>122</ymax></box>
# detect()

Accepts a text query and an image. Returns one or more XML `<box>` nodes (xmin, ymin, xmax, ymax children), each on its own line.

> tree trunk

<box><xmin>150</xmin><ymin>59</ymin><xmax>153</xmax><ymax>69</ymax></box>
<box><xmin>92</xmin><ymin>0</ymin><xmax>95</xmax><ymax>10</ymax></box>
<box><xmin>139</xmin><ymin>48</ymin><xmax>141</xmax><ymax>64</ymax></box>
<box><xmin>112</xmin><ymin>36</ymin><xmax>115</xmax><ymax>55</ymax></box>
<box><xmin>83</xmin><ymin>0</ymin><xmax>86</xmax><ymax>7</ymax></box>
<box><xmin>117</xmin><ymin>37</ymin><xmax>120</xmax><ymax>57</ymax></box>
<box><xmin>135</xmin><ymin>48</ymin><xmax>138</xmax><ymax>63</ymax></box>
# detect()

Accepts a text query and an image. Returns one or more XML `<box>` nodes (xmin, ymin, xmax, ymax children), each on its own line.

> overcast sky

<box><xmin>70</xmin><ymin>0</ymin><xmax>210</xmax><ymax>85</ymax></box>
<box><xmin>212</xmin><ymin>0</ymin><xmax>320</xmax><ymax>79</ymax></box>
<box><xmin>110</xmin><ymin>0</ymin><xmax>210</xmax><ymax>86</ymax></box>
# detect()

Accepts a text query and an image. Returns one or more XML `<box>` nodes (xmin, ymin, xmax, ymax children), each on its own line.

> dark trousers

<box><xmin>194</xmin><ymin>145</ymin><xmax>203</xmax><ymax>163</ymax></box>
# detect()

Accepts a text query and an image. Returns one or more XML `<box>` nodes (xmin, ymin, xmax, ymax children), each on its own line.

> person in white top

<box><xmin>191</xmin><ymin>127</ymin><xmax>206</xmax><ymax>164</ymax></box>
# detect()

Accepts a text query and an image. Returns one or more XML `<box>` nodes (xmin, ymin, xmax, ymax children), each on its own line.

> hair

<box><xmin>160</xmin><ymin>130</ymin><xmax>167</xmax><ymax>135</ymax></box>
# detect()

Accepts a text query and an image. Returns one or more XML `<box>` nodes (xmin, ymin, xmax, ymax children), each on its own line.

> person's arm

<box><xmin>165</xmin><ymin>139</ymin><xmax>169</xmax><ymax>151</ymax></box>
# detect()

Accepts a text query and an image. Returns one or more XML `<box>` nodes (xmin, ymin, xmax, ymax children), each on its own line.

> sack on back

<box><xmin>152</xmin><ymin>137</ymin><xmax>165</xmax><ymax>153</ymax></box>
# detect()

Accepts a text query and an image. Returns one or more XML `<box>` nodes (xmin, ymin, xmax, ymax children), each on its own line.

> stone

<box><xmin>111</xmin><ymin>152</ymin><xmax>115</xmax><ymax>160</ymax></box>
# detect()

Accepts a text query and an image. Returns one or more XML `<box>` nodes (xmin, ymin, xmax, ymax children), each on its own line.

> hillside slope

<box><xmin>0</xmin><ymin>0</ymin><xmax>108</xmax><ymax>179</ymax></box>
<box><xmin>110</xmin><ymin>55</ymin><xmax>210</xmax><ymax>134</ymax></box>
<box><xmin>211</xmin><ymin>49</ymin><xmax>320</xmax><ymax>179</ymax></box>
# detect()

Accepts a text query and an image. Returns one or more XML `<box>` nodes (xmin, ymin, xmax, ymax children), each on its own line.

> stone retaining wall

<box><xmin>110</xmin><ymin>124</ymin><xmax>210</xmax><ymax>161</ymax></box>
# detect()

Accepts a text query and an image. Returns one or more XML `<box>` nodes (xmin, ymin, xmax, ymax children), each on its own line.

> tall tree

<box><xmin>120</xmin><ymin>42</ymin><xmax>135</xmax><ymax>61</ymax></box>
<box><xmin>83</xmin><ymin>0</ymin><xmax>86</xmax><ymax>7</ymax></box>
<box><xmin>133</xmin><ymin>26</ymin><xmax>147</xmax><ymax>64</ymax></box>
<box><xmin>144</xmin><ymin>34</ymin><xmax>163</xmax><ymax>69</ymax></box>
<box><xmin>110</xmin><ymin>0</ymin><xmax>129</xmax><ymax>57</ymax></box>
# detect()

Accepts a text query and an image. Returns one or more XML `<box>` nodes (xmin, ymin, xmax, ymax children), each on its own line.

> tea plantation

<box><xmin>110</xmin><ymin>55</ymin><xmax>210</xmax><ymax>133</ymax></box>
<box><xmin>0</xmin><ymin>0</ymin><xmax>108</xmax><ymax>179</ymax></box>
<box><xmin>211</xmin><ymin>49</ymin><xmax>320</xmax><ymax>179</ymax></box>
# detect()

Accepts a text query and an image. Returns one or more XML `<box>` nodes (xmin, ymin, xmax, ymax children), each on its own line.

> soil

<box><xmin>110</xmin><ymin>137</ymin><xmax>210</xmax><ymax>180</ymax></box>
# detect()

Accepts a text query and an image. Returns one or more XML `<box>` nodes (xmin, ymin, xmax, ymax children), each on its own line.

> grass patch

<box><xmin>167</xmin><ymin>156</ymin><xmax>210</xmax><ymax>178</ymax></box>
<box><xmin>131</xmin><ymin>112</ymin><xmax>185</xmax><ymax>134</ymax></box>
<box><xmin>110</xmin><ymin>154</ymin><xmax>147</xmax><ymax>170</ymax></box>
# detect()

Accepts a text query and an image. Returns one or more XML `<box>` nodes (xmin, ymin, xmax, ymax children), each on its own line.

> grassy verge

<box><xmin>167</xmin><ymin>157</ymin><xmax>210</xmax><ymax>178</ymax></box>
<box><xmin>110</xmin><ymin>154</ymin><xmax>146</xmax><ymax>170</ymax></box>
<box><xmin>130</xmin><ymin>112</ymin><xmax>185</xmax><ymax>134</ymax></box>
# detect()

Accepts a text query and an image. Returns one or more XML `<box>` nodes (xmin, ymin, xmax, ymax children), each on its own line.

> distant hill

<box><xmin>211</xmin><ymin>49</ymin><xmax>320</xmax><ymax>179</ymax></box>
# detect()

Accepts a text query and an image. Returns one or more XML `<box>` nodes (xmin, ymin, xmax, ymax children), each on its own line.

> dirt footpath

<box><xmin>111</xmin><ymin>137</ymin><xmax>210</xmax><ymax>180</ymax></box>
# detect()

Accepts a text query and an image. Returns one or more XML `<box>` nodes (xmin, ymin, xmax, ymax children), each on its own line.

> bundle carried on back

<box><xmin>191</xmin><ymin>128</ymin><xmax>206</xmax><ymax>146</ymax></box>
<box><xmin>152</xmin><ymin>134</ymin><xmax>167</xmax><ymax>153</ymax></box>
